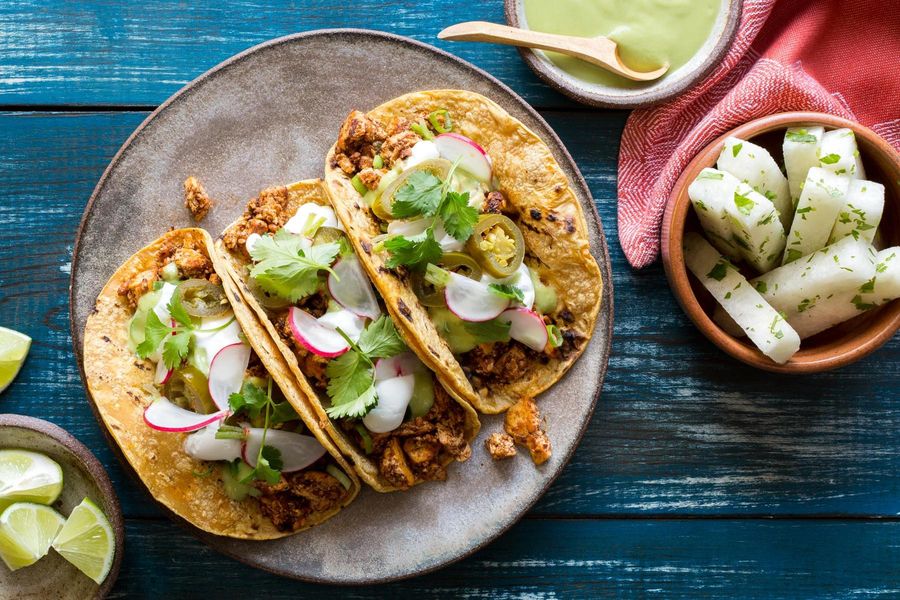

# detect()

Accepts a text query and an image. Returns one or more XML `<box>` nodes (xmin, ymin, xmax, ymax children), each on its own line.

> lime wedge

<box><xmin>0</xmin><ymin>502</ymin><xmax>65</xmax><ymax>570</ymax></box>
<box><xmin>0</xmin><ymin>449</ymin><xmax>64</xmax><ymax>510</ymax></box>
<box><xmin>0</xmin><ymin>327</ymin><xmax>31</xmax><ymax>392</ymax></box>
<box><xmin>52</xmin><ymin>498</ymin><xmax>115</xmax><ymax>584</ymax></box>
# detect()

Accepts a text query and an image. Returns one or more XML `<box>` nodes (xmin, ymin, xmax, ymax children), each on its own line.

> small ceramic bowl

<box><xmin>504</xmin><ymin>0</ymin><xmax>741</xmax><ymax>108</ymax></box>
<box><xmin>662</xmin><ymin>112</ymin><xmax>900</xmax><ymax>373</ymax></box>
<box><xmin>0</xmin><ymin>414</ymin><xmax>124</xmax><ymax>599</ymax></box>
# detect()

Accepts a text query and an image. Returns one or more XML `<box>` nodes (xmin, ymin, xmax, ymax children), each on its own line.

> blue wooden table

<box><xmin>2</xmin><ymin>2</ymin><xmax>898</xmax><ymax>597</ymax></box>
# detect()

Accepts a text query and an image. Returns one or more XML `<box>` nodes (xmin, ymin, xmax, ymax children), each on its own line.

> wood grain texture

<box><xmin>1</xmin><ymin>111</ymin><xmax>898</xmax><ymax>524</ymax></box>
<box><xmin>0</xmin><ymin>0</ymin><xmax>576</xmax><ymax>109</ymax></box>
<box><xmin>112</xmin><ymin>518</ymin><xmax>900</xmax><ymax>598</ymax></box>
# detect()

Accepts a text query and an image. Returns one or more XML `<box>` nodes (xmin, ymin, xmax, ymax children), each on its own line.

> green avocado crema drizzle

<box><xmin>522</xmin><ymin>0</ymin><xmax>721</xmax><ymax>88</ymax></box>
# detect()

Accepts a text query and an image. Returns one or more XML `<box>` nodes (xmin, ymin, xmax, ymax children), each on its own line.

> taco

<box><xmin>216</xmin><ymin>180</ymin><xmax>480</xmax><ymax>492</ymax></box>
<box><xmin>83</xmin><ymin>228</ymin><xmax>360</xmax><ymax>539</ymax></box>
<box><xmin>322</xmin><ymin>90</ymin><xmax>603</xmax><ymax>414</ymax></box>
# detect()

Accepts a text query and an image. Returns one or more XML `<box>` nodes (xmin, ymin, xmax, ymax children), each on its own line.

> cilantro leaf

<box><xmin>786</xmin><ymin>130</ymin><xmax>817</xmax><ymax>143</ymax></box>
<box><xmin>819</xmin><ymin>153</ymin><xmax>841</xmax><ymax>165</ymax></box>
<box><xmin>162</xmin><ymin>330</ymin><xmax>192</xmax><ymax>370</ymax></box>
<box><xmin>228</xmin><ymin>381</ymin><xmax>270</xmax><ymax>419</ymax></box>
<box><xmin>463</xmin><ymin>319</ymin><xmax>511</xmax><ymax>345</ymax></box>
<box><xmin>168</xmin><ymin>292</ymin><xmax>193</xmax><ymax>328</ymax></box>
<box><xmin>489</xmin><ymin>283</ymin><xmax>525</xmax><ymax>302</ymax></box>
<box><xmin>391</xmin><ymin>171</ymin><xmax>443</xmax><ymax>218</ymax></box>
<box><xmin>325</xmin><ymin>351</ymin><xmax>377</xmax><ymax>419</ymax></box>
<box><xmin>357</xmin><ymin>315</ymin><xmax>406</xmax><ymax>359</ymax></box>
<box><xmin>241</xmin><ymin>445</ymin><xmax>282</xmax><ymax>485</ymax></box>
<box><xmin>136</xmin><ymin>310</ymin><xmax>170</xmax><ymax>359</ymax></box>
<box><xmin>269</xmin><ymin>401</ymin><xmax>299</xmax><ymax>425</ymax></box>
<box><xmin>249</xmin><ymin>230</ymin><xmax>340</xmax><ymax>302</ymax></box>
<box><xmin>439</xmin><ymin>191</ymin><xmax>479</xmax><ymax>241</ymax></box>
<box><xmin>733</xmin><ymin>190</ymin><xmax>755</xmax><ymax>216</ymax></box>
<box><xmin>707</xmin><ymin>262</ymin><xmax>729</xmax><ymax>281</ymax></box>
<box><xmin>731</xmin><ymin>142</ymin><xmax>743</xmax><ymax>157</ymax></box>
<box><xmin>383</xmin><ymin>229</ymin><xmax>443</xmax><ymax>271</ymax></box>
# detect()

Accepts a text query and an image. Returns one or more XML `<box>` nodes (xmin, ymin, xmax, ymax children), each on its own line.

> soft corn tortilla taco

<box><xmin>216</xmin><ymin>180</ymin><xmax>480</xmax><ymax>492</ymax></box>
<box><xmin>322</xmin><ymin>90</ymin><xmax>603</xmax><ymax>413</ymax></box>
<box><xmin>83</xmin><ymin>228</ymin><xmax>359</xmax><ymax>539</ymax></box>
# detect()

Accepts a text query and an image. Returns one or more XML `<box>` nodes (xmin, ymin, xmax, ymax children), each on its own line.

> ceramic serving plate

<box><xmin>0</xmin><ymin>414</ymin><xmax>123</xmax><ymax>599</ymax></box>
<box><xmin>70</xmin><ymin>30</ymin><xmax>613</xmax><ymax>583</ymax></box>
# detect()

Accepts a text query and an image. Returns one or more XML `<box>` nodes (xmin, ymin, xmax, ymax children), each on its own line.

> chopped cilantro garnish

<box><xmin>440</xmin><ymin>190</ymin><xmax>479</xmax><ymax>240</ymax></box>
<box><xmin>706</xmin><ymin>262</ymin><xmax>729</xmax><ymax>281</ymax></box>
<box><xmin>819</xmin><ymin>153</ymin><xmax>841</xmax><ymax>165</ymax></box>
<box><xmin>249</xmin><ymin>230</ymin><xmax>340</xmax><ymax>302</ymax></box>
<box><xmin>786</xmin><ymin>130</ymin><xmax>817</xmax><ymax>143</ymax></box>
<box><xmin>697</xmin><ymin>170</ymin><xmax>724</xmax><ymax>181</ymax></box>
<box><xmin>733</xmin><ymin>190</ymin><xmax>755</xmax><ymax>216</ymax></box>
<box><xmin>731</xmin><ymin>142</ymin><xmax>743</xmax><ymax>157</ymax></box>
<box><xmin>859</xmin><ymin>278</ymin><xmax>876</xmax><ymax>294</ymax></box>
<box><xmin>755</xmin><ymin>281</ymin><xmax>767</xmax><ymax>294</ymax></box>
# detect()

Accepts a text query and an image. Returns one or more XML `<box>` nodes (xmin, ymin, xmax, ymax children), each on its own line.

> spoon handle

<box><xmin>438</xmin><ymin>21</ymin><xmax>616</xmax><ymax>60</ymax></box>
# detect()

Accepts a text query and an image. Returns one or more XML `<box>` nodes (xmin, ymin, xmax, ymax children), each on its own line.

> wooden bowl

<box><xmin>662</xmin><ymin>112</ymin><xmax>900</xmax><ymax>373</ymax></box>
<box><xmin>504</xmin><ymin>0</ymin><xmax>741</xmax><ymax>108</ymax></box>
<box><xmin>0</xmin><ymin>414</ymin><xmax>124</xmax><ymax>598</ymax></box>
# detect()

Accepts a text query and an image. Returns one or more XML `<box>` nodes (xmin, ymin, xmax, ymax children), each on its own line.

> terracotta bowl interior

<box><xmin>0</xmin><ymin>414</ymin><xmax>123</xmax><ymax>599</ymax></box>
<box><xmin>504</xmin><ymin>0</ymin><xmax>741</xmax><ymax>108</ymax></box>
<box><xmin>662</xmin><ymin>112</ymin><xmax>900</xmax><ymax>373</ymax></box>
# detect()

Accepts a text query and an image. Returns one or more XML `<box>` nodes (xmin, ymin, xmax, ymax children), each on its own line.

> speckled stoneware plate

<box><xmin>70</xmin><ymin>29</ymin><xmax>613</xmax><ymax>584</ymax></box>
<box><xmin>0</xmin><ymin>414</ymin><xmax>123</xmax><ymax>599</ymax></box>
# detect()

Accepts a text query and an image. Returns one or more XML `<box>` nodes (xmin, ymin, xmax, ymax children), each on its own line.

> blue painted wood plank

<box><xmin>1</xmin><ymin>111</ymin><xmax>899</xmax><ymax>520</ymax></box>
<box><xmin>110</xmin><ymin>518</ymin><xmax>900</xmax><ymax>598</ymax></box>
<box><xmin>0</xmin><ymin>0</ymin><xmax>577</xmax><ymax>109</ymax></box>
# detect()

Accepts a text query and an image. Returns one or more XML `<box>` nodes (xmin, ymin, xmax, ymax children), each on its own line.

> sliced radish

<box><xmin>208</xmin><ymin>343</ymin><xmax>252</xmax><ymax>411</ymax></box>
<box><xmin>183</xmin><ymin>424</ymin><xmax>243</xmax><ymax>462</ymax></box>
<box><xmin>328</xmin><ymin>256</ymin><xmax>381</xmax><ymax>320</ymax></box>
<box><xmin>497</xmin><ymin>308</ymin><xmax>548</xmax><ymax>352</ymax></box>
<box><xmin>362</xmin><ymin>374</ymin><xmax>416</xmax><ymax>433</ymax></box>
<box><xmin>192</xmin><ymin>314</ymin><xmax>241</xmax><ymax>376</ymax></box>
<box><xmin>144</xmin><ymin>397</ymin><xmax>229</xmax><ymax>433</ymax></box>
<box><xmin>445</xmin><ymin>271</ymin><xmax>509</xmax><ymax>322</ymax></box>
<box><xmin>434</xmin><ymin>133</ymin><xmax>492</xmax><ymax>183</ymax></box>
<box><xmin>154</xmin><ymin>360</ymin><xmax>173</xmax><ymax>385</ymax></box>
<box><xmin>242</xmin><ymin>428</ymin><xmax>326</xmax><ymax>472</ymax></box>
<box><xmin>288</xmin><ymin>307</ymin><xmax>350</xmax><ymax>358</ymax></box>
<box><xmin>387</xmin><ymin>217</ymin><xmax>432</xmax><ymax>238</ymax></box>
<box><xmin>374</xmin><ymin>352</ymin><xmax>422</xmax><ymax>381</ymax></box>
<box><xmin>318</xmin><ymin>308</ymin><xmax>366</xmax><ymax>342</ymax></box>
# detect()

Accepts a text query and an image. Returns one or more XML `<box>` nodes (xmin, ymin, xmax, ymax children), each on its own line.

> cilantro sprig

<box><xmin>379</xmin><ymin>159</ymin><xmax>479</xmax><ymax>270</ymax></box>
<box><xmin>223</xmin><ymin>377</ymin><xmax>295</xmax><ymax>484</ymax></box>
<box><xmin>136</xmin><ymin>292</ymin><xmax>235</xmax><ymax>370</ymax></box>
<box><xmin>325</xmin><ymin>316</ymin><xmax>406</xmax><ymax>419</ymax></box>
<box><xmin>249</xmin><ymin>229</ymin><xmax>341</xmax><ymax>302</ymax></box>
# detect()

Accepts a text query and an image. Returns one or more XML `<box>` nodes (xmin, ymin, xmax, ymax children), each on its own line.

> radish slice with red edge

<box><xmin>144</xmin><ymin>397</ymin><xmax>229</xmax><ymax>433</ymax></box>
<box><xmin>374</xmin><ymin>352</ymin><xmax>422</xmax><ymax>381</ymax></box>
<box><xmin>154</xmin><ymin>360</ymin><xmax>173</xmax><ymax>385</ymax></box>
<box><xmin>434</xmin><ymin>133</ymin><xmax>492</xmax><ymax>183</ymax></box>
<box><xmin>362</xmin><ymin>374</ymin><xmax>416</xmax><ymax>433</ymax></box>
<box><xmin>242</xmin><ymin>428</ymin><xmax>326</xmax><ymax>472</ymax></box>
<box><xmin>443</xmin><ymin>271</ymin><xmax>509</xmax><ymax>322</ymax></box>
<box><xmin>208</xmin><ymin>343</ymin><xmax>252</xmax><ymax>411</ymax></box>
<box><xmin>328</xmin><ymin>256</ymin><xmax>381</xmax><ymax>320</ymax></box>
<box><xmin>289</xmin><ymin>307</ymin><xmax>351</xmax><ymax>358</ymax></box>
<box><xmin>497</xmin><ymin>308</ymin><xmax>548</xmax><ymax>352</ymax></box>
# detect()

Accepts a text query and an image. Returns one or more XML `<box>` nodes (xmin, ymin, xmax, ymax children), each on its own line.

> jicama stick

<box><xmin>787</xmin><ymin>248</ymin><xmax>900</xmax><ymax>338</ymax></box>
<box><xmin>818</xmin><ymin>128</ymin><xmax>865</xmax><ymax>178</ymax></box>
<box><xmin>783</xmin><ymin>126</ymin><xmax>824</xmax><ymax>204</ymax></box>
<box><xmin>782</xmin><ymin>167</ymin><xmax>849</xmax><ymax>264</ymax></box>
<box><xmin>717</xmin><ymin>136</ymin><xmax>792</xmax><ymax>229</ymax></box>
<box><xmin>754</xmin><ymin>235</ymin><xmax>877</xmax><ymax>317</ymax></box>
<box><xmin>724</xmin><ymin>182</ymin><xmax>786</xmax><ymax>273</ymax></box>
<box><xmin>688</xmin><ymin>168</ymin><xmax>743</xmax><ymax>261</ymax></box>
<box><xmin>828</xmin><ymin>179</ymin><xmax>885</xmax><ymax>244</ymax></box>
<box><xmin>684</xmin><ymin>232</ymin><xmax>800</xmax><ymax>364</ymax></box>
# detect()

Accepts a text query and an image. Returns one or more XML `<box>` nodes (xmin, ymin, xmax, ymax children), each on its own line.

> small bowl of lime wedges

<box><xmin>0</xmin><ymin>414</ymin><xmax>123</xmax><ymax>598</ymax></box>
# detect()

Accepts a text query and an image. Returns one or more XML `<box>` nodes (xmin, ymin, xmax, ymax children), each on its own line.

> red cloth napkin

<box><xmin>617</xmin><ymin>0</ymin><xmax>900</xmax><ymax>269</ymax></box>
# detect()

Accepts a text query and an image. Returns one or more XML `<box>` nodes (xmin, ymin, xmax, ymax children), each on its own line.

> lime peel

<box><xmin>52</xmin><ymin>497</ymin><xmax>115</xmax><ymax>585</ymax></box>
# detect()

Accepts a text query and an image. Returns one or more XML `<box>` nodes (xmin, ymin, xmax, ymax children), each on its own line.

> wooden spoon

<box><xmin>438</xmin><ymin>21</ymin><xmax>668</xmax><ymax>82</ymax></box>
